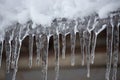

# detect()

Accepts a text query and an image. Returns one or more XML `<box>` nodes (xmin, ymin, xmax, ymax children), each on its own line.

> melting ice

<box><xmin>0</xmin><ymin>0</ymin><xmax>120</xmax><ymax>80</ymax></box>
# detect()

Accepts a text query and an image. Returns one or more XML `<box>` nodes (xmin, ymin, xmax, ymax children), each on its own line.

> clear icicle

<box><xmin>79</xmin><ymin>31</ymin><xmax>85</xmax><ymax>66</ymax></box>
<box><xmin>69</xmin><ymin>20</ymin><xmax>76</xmax><ymax>66</ymax></box>
<box><xmin>83</xmin><ymin>31</ymin><xmax>91</xmax><ymax>78</ymax></box>
<box><xmin>91</xmin><ymin>32</ymin><xmax>97</xmax><ymax>64</ymax></box>
<box><xmin>70</xmin><ymin>31</ymin><xmax>76</xmax><ymax>66</ymax></box>
<box><xmin>91</xmin><ymin>20</ymin><xmax>106</xmax><ymax>64</ymax></box>
<box><xmin>41</xmin><ymin>34</ymin><xmax>49</xmax><ymax>80</ymax></box>
<box><xmin>12</xmin><ymin>39</ymin><xmax>22</xmax><ymax>80</ymax></box>
<box><xmin>53</xmin><ymin>33</ymin><xmax>60</xmax><ymax>80</ymax></box>
<box><xmin>105</xmin><ymin>21</ymin><xmax>114</xmax><ymax>80</ymax></box>
<box><xmin>28</xmin><ymin>34</ymin><xmax>34</xmax><ymax>68</ymax></box>
<box><xmin>5</xmin><ymin>29</ymin><xmax>13</xmax><ymax>73</ymax></box>
<box><xmin>112</xmin><ymin>15</ymin><xmax>119</xmax><ymax>80</ymax></box>
<box><xmin>11</xmin><ymin>38</ymin><xmax>18</xmax><ymax>69</ymax></box>
<box><xmin>36</xmin><ymin>34</ymin><xmax>41</xmax><ymax>65</ymax></box>
<box><xmin>62</xmin><ymin>35</ymin><xmax>66</xmax><ymax>59</ymax></box>
<box><xmin>112</xmin><ymin>24</ymin><xmax>119</xmax><ymax>80</ymax></box>
<box><xmin>0</xmin><ymin>40</ymin><xmax>3</xmax><ymax>67</ymax></box>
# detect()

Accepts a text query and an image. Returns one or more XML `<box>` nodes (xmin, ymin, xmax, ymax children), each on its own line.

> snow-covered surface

<box><xmin>0</xmin><ymin>0</ymin><xmax>120</xmax><ymax>28</ymax></box>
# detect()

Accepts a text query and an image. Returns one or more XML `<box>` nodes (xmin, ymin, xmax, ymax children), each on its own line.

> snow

<box><xmin>0</xmin><ymin>0</ymin><xmax>120</xmax><ymax>28</ymax></box>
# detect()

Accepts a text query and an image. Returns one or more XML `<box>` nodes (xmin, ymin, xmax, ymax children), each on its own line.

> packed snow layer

<box><xmin>0</xmin><ymin>0</ymin><xmax>120</xmax><ymax>29</ymax></box>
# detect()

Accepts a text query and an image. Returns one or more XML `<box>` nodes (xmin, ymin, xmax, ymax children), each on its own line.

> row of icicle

<box><xmin>0</xmin><ymin>11</ymin><xmax>120</xmax><ymax>80</ymax></box>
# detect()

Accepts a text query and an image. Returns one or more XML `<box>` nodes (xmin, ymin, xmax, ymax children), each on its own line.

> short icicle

<box><xmin>36</xmin><ymin>34</ymin><xmax>41</xmax><ymax>66</ymax></box>
<box><xmin>62</xmin><ymin>35</ymin><xmax>66</xmax><ymax>59</ymax></box>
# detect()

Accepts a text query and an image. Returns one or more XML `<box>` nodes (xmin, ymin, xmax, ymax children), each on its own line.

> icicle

<box><xmin>77</xmin><ymin>18</ymin><xmax>89</xmax><ymax>66</ymax></box>
<box><xmin>5</xmin><ymin>28</ymin><xmax>14</xmax><ymax>73</ymax></box>
<box><xmin>12</xmin><ymin>39</ymin><xmax>22</xmax><ymax>80</ymax></box>
<box><xmin>79</xmin><ymin>31</ymin><xmax>85</xmax><ymax>66</ymax></box>
<box><xmin>0</xmin><ymin>40</ymin><xmax>3</xmax><ymax>68</ymax></box>
<box><xmin>83</xmin><ymin>30</ymin><xmax>91</xmax><ymax>78</ymax></box>
<box><xmin>60</xmin><ymin>18</ymin><xmax>68</xmax><ymax>59</ymax></box>
<box><xmin>112</xmin><ymin>15</ymin><xmax>119</xmax><ymax>80</ymax></box>
<box><xmin>62</xmin><ymin>35</ymin><xmax>66</xmax><ymax>59</ymax></box>
<box><xmin>53</xmin><ymin>33</ymin><xmax>60</xmax><ymax>80</ymax></box>
<box><xmin>11</xmin><ymin>24</ymin><xmax>21</xmax><ymax>69</ymax></box>
<box><xmin>69</xmin><ymin>20</ymin><xmax>76</xmax><ymax>66</ymax></box>
<box><xmin>105</xmin><ymin>19</ymin><xmax>114</xmax><ymax>80</ymax></box>
<box><xmin>11</xmin><ymin>38</ymin><xmax>18</xmax><ymax>69</ymax></box>
<box><xmin>28</xmin><ymin>34</ymin><xmax>34</xmax><ymax>68</ymax></box>
<box><xmin>8</xmin><ymin>24</ymin><xmax>21</xmax><ymax>80</ymax></box>
<box><xmin>70</xmin><ymin>31</ymin><xmax>76</xmax><ymax>66</ymax></box>
<box><xmin>35</xmin><ymin>34</ymin><xmax>41</xmax><ymax>66</ymax></box>
<box><xmin>91</xmin><ymin>32</ymin><xmax>97</xmax><ymax>64</ymax></box>
<box><xmin>91</xmin><ymin>20</ymin><xmax>106</xmax><ymax>64</ymax></box>
<box><xmin>41</xmin><ymin>34</ymin><xmax>49</xmax><ymax>80</ymax></box>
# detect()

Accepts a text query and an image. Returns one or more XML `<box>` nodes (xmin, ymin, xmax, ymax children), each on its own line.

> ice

<box><xmin>105</xmin><ymin>18</ymin><xmax>114</xmax><ymax>80</ymax></box>
<box><xmin>0</xmin><ymin>6</ymin><xmax>119</xmax><ymax>80</ymax></box>
<box><xmin>35</xmin><ymin>34</ymin><xmax>41</xmax><ymax>66</ymax></box>
<box><xmin>5</xmin><ymin>27</ymin><xmax>14</xmax><ymax>73</ymax></box>
<box><xmin>12</xmin><ymin>39</ymin><xmax>22</xmax><ymax>80</ymax></box>
<box><xmin>77</xmin><ymin>18</ymin><xmax>88</xmax><ymax>66</ymax></box>
<box><xmin>83</xmin><ymin>30</ymin><xmax>91</xmax><ymax>78</ymax></box>
<box><xmin>112</xmin><ymin>15</ymin><xmax>119</xmax><ymax>80</ymax></box>
<box><xmin>91</xmin><ymin>19</ymin><xmax>106</xmax><ymax>64</ymax></box>
<box><xmin>62</xmin><ymin>35</ymin><xmax>66</xmax><ymax>59</ymax></box>
<box><xmin>60</xmin><ymin>18</ymin><xmax>68</xmax><ymax>59</ymax></box>
<box><xmin>52</xmin><ymin>19</ymin><xmax>60</xmax><ymax>80</ymax></box>
<box><xmin>41</xmin><ymin>34</ymin><xmax>49</xmax><ymax>80</ymax></box>
<box><xmin>53</xmin><ymin>33</ymin><xmax>60</xmax><ymax>80</ymax></box>
<box><xmin>69</xmin><ymin>20</ymin><xmax>76</xmax><ymax>66</ymax></box>
<box><xmin>0</xmin><ymin>40</ymin><xmax>3</xmax><ymax>67</ymax></box>
<box><xmin>28</xmin><ymin>34</ymin><xmax>34</xmax><ymax>68</ymax></box>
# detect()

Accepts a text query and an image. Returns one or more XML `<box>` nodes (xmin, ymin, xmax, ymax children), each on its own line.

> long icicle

<box><xmin>0</xmin><ymin>40</ymin><xmax>3</xmax><ymax>68</ymax></box>
<box><xmin>84</xmin><ymin>31</ymin><xmax>91</xmax><ymax>78</ymax></box>
<box><xmin>11</xmin><ymin>24</ymin><xmax>21</xmax><ymax>80</ymax></box>
<box><xmin>112</xmin><ymin>16</ymin><xmax>119</xmax><ymax>80</ymax></box>
<box><xmin>41</xmin><ymin>34</ymin><xmax>49</xmax><ymax>80</ymax></box>
<box><xmin>53</xmin><ymin>33</ymin><xmax>60</xmax><ymax>80</ymax></box>
<box><xmin>28</xmin><ymin>34</ymin><xmax>34</xmax><ymax>68</ymax></box>
<box><xmin>70</xmin><ymin>31</ymin><xmax>76</xmax><ymax>66</ymax></box>
<box><xmin>5</xmin><ymin>29</ymin><xmax>13</xmax><ymax>73</ymax></box>
<box><xmin>105</xmin><ymin>20</ymin><xmax>114</xmax><ymax>80</ymax></box>
<box><xmin>12</xmin><ymin>39</ymin><xmax>22</xmax><ymax>80</ymax></box>
<box><xmin>79</xmin><ymin>31</ymin><xmax>85</xmax><ymax>66</ymax></box>
<box><xmin>11</xmin><ymin>38</ymin><xmax>17</xmax><ymax>69</ymax></box>
<box><xmin>91</xmin><ymin>32</ymin><xmax>97</xmax><ymax>64</ymax></box>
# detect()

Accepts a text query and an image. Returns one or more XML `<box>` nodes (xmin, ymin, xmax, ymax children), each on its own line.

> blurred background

<box><xmin>0</xmin><ymin>29</ymin><xmax>120</xmax><ymax>80</ymax></box>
